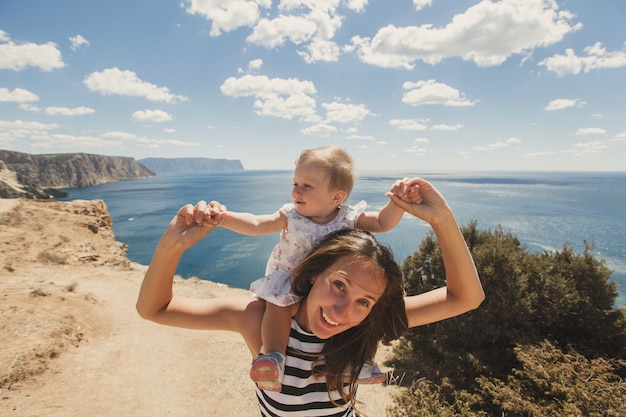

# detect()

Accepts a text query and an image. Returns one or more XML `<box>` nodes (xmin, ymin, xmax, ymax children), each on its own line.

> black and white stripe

<box><xmin>256</xmin><ymin>320</ymin><xmax>357</xmax><ymax>417</ymax></box>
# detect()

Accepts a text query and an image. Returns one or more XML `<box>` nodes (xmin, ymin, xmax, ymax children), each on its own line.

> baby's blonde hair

<box><xmin>297</xmin><ymin>146</ymin><xmax>355</xmax><ymax>196</ymax></box>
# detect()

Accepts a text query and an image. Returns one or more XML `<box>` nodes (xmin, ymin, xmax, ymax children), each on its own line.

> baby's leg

<box><xmin>262</xmin><ymin>301</ymin><xmax>299</xmax><ymax>356</ymax></box>
<box><xmin>250</xmin><ymin>301</ymin><xmax>300</xmax><ymax>391</ymax></box>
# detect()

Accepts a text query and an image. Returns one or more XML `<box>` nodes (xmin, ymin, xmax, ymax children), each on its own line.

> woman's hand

<box><xmin>161</xmin><ymin>200</ymin><xmax>225</xmax><ymax>252</ymax></box>
<box><xmin>387</xmin><ymin>178</ymin><xmax>452</xmax><ymax>225</ymax></box>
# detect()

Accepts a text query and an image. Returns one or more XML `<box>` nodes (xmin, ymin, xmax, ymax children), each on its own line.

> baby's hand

<box><xmin>389</xmin><ymin>178</ymin><xmax>423</xmax><ymax>205</ymax></box>
<box><xmin>205</xmin><ymin>201</ymin><xmax>227</xmax><ymax>225</ymax></box>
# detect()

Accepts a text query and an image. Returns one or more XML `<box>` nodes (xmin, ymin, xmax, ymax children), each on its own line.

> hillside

<box><xmin>0</xmin><ymin>150</ymin><xmax>155</xmax><ymax>199</ymax></box>
<box><xmin>0</xmin><ymin>198</ymin><xmax>395</xmax><ymax>416</ymax></box>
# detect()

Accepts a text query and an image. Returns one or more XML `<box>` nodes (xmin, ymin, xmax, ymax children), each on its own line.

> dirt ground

<box><xmin>0</xmin><ymin>198</ymin><xmax>400</xmax><ymax>417</ymax></box>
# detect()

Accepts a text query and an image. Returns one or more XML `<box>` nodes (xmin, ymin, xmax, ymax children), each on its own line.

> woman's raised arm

<box><xmin>136</xmin><ymin>201</ymin><xmax>265</xmax><ymax>354</ymax></box>
<box><xmin>388</xmin><ymin>178</ymin><xmax>485</xmax><ymax>328</ymax></box>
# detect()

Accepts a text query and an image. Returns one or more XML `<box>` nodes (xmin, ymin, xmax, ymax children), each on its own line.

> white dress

<box><xmin>250</xmin><ymin>201</ymin><xmax>367</xmax><ymax>306</ymax></box>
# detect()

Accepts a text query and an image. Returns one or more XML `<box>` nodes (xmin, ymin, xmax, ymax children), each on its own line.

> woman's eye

<box><xmin>333</xmin><ymin>281</ymin><xmax>345</xmax><ymax>291</ymax></box>
<box><xmin>358</xmin><ymin>299</ymin><xmax>370</xmax><ymax>308</ymax></box>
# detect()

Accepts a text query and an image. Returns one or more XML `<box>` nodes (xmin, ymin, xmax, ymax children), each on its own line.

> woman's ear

<box><xmin>332</xmin><ymin>190</ymin><xmax>348</xmax><ymax>205</ymax></box>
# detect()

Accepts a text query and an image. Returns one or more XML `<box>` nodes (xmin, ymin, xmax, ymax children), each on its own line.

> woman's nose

<box><xmin>332</xmin><ymin>299</ymin><xmax>351</xmax><ymax>320</ymax></box>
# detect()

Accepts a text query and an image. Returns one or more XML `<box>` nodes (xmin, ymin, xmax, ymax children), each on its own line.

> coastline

<box><xmin>0</xmin><ymin>198</ymin><xmax>396</xmax><ymax>416</ymax></box>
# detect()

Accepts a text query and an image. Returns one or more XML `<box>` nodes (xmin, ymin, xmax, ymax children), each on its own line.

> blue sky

<box><xmin>1</xmin><ymin>0</ymin><xmax>625</xmax><ymax>171</ymax></box>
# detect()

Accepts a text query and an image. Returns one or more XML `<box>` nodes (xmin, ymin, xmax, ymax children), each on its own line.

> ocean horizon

<box><xmin>61</xmin><ymin>170</ymin><xmax>626</xmax><ymax>307</ymax></box>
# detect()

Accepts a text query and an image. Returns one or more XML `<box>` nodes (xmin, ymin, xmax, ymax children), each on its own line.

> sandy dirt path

<box><xmin>0</xmin><ymin>199</ymin><xmax>398</xmax><ymax>416</ymax></box>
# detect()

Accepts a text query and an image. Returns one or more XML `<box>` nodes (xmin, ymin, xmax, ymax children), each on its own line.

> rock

<box><xmin>0</xmin><ymin>150</ymin><xmax>155</xmax><ymax>199</ymax></box>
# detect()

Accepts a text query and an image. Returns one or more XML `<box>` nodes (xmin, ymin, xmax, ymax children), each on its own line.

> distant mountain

<box><xmin>138</xmin><ymin>157</ymin><xmax>244</xmax><ymax>174</ymax></box>
<box><xmin>0</xmin><ymin>150</ymin><xmax>155</xmax><ymax>199</ymax></box>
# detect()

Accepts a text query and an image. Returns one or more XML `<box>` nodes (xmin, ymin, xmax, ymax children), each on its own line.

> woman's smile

<box><xmin>296</xmin><ymin>256</ymin><xmax>386</xmax><ymax>339</ymax></box>
<box><xmin>321</xmin><ymin>308</ymin><xmax>339</xmax><ymax>326</ymax></box>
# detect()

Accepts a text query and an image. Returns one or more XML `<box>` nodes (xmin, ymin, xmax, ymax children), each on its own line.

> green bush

<box><xmin>388</xmin><ymin>222</ymin><xmax>626</xmax><ymax>416</ymax></box>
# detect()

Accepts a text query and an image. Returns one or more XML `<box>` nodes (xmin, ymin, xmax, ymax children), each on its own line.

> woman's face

<box><xmin>295</xmin><ymin>255</ymin><xmax>387</xmax><ymax>339</ymax></box>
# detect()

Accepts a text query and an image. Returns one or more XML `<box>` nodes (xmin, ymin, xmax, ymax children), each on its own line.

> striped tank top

<box><xmin>255</xmin><ymin>320</ymin><xmax>357</xmax><ymax>417</ymax></box>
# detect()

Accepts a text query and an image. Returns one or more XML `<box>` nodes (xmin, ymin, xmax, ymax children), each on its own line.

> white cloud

<box><xmin>611</xmin><ymin>132</ymin><xmax>626</xmax><ymax>142</ymax></box>
<box><xmin>298</xmin><ymin>38</ymin><xmax>341</xmax><ymax>63</ymax></box>
<box><xmin>45</xmin><ymin>106</ymin><xmax>95</xmax><ymax>116</ymax></box>
<box><xmin>0</xmin><ymin>119</ymin><xmax>60</xmax><ymax>146</ymax></box>
<box><xmin>414</xmin><ymin>137</ymin><xmax>429</xmax><ymax>144</ymax></box>
<box><xmin>247</xmin><ymin>14</ymin><xmax>317</xmax><ymax>48</ymax></box>
<box><xmin>185</xmin><ymin>0</ymin><xmax>270</xmax><ymax>37</ymax></box>
<box><xmin>69</xmin><ymin>34</ymin><xmax>89</xmax><ymax>51</ymax></box>
<box><xmin>345</xmin><ymin>0</ymin><xmax>368</xmax><ymax>13</ymax></box>
<box><xmin>322</xmin><ymin>101</ymin><xmax>371</xmax><ymax>123</ymax></box>
<box><xmin>402</xmin><ymin>79</ymin><xmax>477</xmax><ymax>107</ymax></box>
<box><xmin>0</xmin><ymin>119</ymin><xmax>59</xmax><ymax>132</ymax></box>
<box><xmin>346</xmin><ymin>134</ymin><xmax>375</xmax><ymax>141</ymax></box>
<box><xmin>247</xmin><ymin>4</ymin><xmax>343</xmax><ymax>63</ymax></box>
<box><xmin>539</xmin><ymin>42</ymin><xmax>626</xmax><ymax>76</ymax></box>
<box><xmin>544</xmin><ymin>98</ymin><xmax>584</xmax><ymax>111</ymax></box>
<box><xmin>301</xmin><ymin>123</ymin><xmax>337</xmax><ymax>136</ymax></box>
<box><xmin>0</xmin><ymin>87</ymin><xmax>40</xmax><ymax>103</ymax></box>
<box><xmin>571</xmin><ymin>141</ymin><xmax>607</xmax><ymax>155</ymax></box>
<box><xmin>524</xmin><ymin>150</ymin><xmax>559</xmax><ymax>158</ymax></box>
<box><xmin>102</xmin><ymin>131</ymin><xmax>138</xmax><ymax>140</ymax></box>
<box><xmin>431</xmin><ymin>123</ymin><xmax>464</xmax><ymax>131</ymax></box>
<box><xmin>187</xmin><ymin>0</ymin><xmax>345</xmax><ymax>63</ymax></box>
<box><xmin>403</xmin><ymin>145</ymin><xmax>429</xmax><ymax>155</ymax></box>
<box><xmin>31</xmin><ymin>133</ymin><xmax>123</xmax><ymax>150</ymax></box>
<box><xmin>413</xmin><ymin>0</ymin><xmax>432</xmax><ymax>12</ymax></box>
<box><xmin>525</xmin><ymin>138</ymin><xmax>614</xmax><ymax>159</ymax></box>
<box><xmin>220</xmin><ymin>74</ymin><xmax>317</xmax><ymax>120</ymax></box>
<box><xmin>389</xmin><ymin>118</ymin><xmax>428</xmax><ymax>131</ymax></box>
<box><xmin>575</xmin><ymin>127</ymin><xmax>606</xmax><ymax>136</ymax></box>
<box><xmin>351</xmin><ymin>0</ymin><xmax>580</xmax><ymax>69</ymax></box>
<box><xmin>248</xmin><ymin>59</ymin><xmax>263</xmax><ymax>72</ymax></box>
<box><xmin>0</xmin><ymin>31</ymin><xmax>65</xmax><ymax>71</ymax></box>
<box><xmin>83</xmin><ymin>68</ymin><xmax>189</xmax><ymax>103</ymax></box>
<box><xmin>103</xmin><ymin>131</ymin><xmax>200</xmax><ymax>147</ymax></box>
<box><xmin>132</xmin><ymin>109</ymin><xmax>173</xmax><ymax>122</ymax></box>
<box><xmin>474</xmin><ymin>137</ymin><xmax>521</xmax><ymax>152</ymax></box>
<box><xmin>19</xmin><ymin>104</ymin><xmax>41</xmax><ymax>112</ymax></box>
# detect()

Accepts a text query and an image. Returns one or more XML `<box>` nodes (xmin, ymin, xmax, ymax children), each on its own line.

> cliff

<box><xmin>0</xmin><ymin>150</ymin><xmax>155</xmax><ymax>199</ymax></box>
<box><xmin>0</xmin><ymin>198</ymin><xmax>390</xmax><ymax>417</ymax></box>
<box><xmin>138</xmin><ymin>157</ymin><xmax>244</xmax><ymax>174</ymax></box>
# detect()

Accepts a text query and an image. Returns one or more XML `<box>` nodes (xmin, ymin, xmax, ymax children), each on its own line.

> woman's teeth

<box><xmin>322</xmin><ymin>309</ymin><xmax>339</xmax><ymax>326</ymax></box>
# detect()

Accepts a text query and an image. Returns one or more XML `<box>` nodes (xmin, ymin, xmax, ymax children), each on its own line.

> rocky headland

<box><xmin>0</xmin><ymin>150</ymin><xmax>156</xmax><ymax>199</ymax></box>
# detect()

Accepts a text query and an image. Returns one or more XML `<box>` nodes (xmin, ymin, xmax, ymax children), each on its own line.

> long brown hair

<box><xmin>291</xmin><ymin>229</ymin><xmax>408</xmax><ymax>407</ymax></box>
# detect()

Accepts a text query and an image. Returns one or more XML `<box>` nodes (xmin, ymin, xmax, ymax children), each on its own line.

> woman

<box><xmin>136</xmin><ymin>177</ymin><xmax>484</xmax><ymax>416</ymax></box>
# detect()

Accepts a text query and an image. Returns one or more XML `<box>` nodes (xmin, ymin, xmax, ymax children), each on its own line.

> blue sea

<box><xmin>61</xmin><ymin>171</ymin><xmax>626</xmax><ymax>307</ymax></box>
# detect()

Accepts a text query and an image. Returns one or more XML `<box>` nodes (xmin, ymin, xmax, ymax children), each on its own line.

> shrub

<box><xmin>388</xmin><ymin>222</ymin><xmax>626</xmax><ymax>416</ymax></box>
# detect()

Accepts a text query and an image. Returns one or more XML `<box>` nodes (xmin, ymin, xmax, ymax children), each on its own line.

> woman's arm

<box><xmin>136</xmin><ymin>201</ymin><xmax>264</xmax><ymax>354</ymax></box>
<box><xmin>388</xmin><ymin>178</ymin><xmax>485</xmax><ymax>328</ymax></box>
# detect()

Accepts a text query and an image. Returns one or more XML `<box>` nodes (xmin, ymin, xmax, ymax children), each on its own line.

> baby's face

<box><xmin>291</xmin><ymin>163</ymin><xmax>340</xmax><ymax>222</ymax></box>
